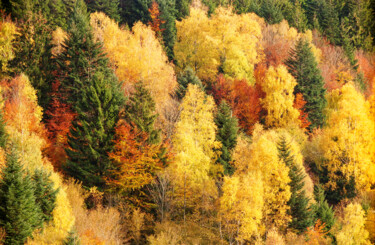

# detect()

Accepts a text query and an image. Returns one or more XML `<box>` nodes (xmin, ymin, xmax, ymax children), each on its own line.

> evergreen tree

<box><xmin>158</xmin><ymin>0</ymin><xmax>177</xmax><ymax>61</ymax></box>
<box><xmin>278</xmin><ymin>136</ymin><xmax>313</xmax><ymax>233</ymax></box>
<box><xmin>32</xmin><ymin>169</ymin><xmax>59</xmax><ymax>223</ymax></box>
<box><xmin>62</xmin><ymin>0</ymin><xmax>124</xmax><ymax>188</ymax></box>
<box><xmin>175</xmin><ymin>0</ymin><xmax>190</xmax><ymax>20</ymax></box>
<box><xmin>119</xmin><ymin>0</ymin><xmax>151</xmax><ymax>26</ymax></box>
<box><xmin>311</xmin><ymin>185</ymin><xmax>335</xmax><ymax>232</ymax></box>
<box><xmin>285</xmin><ymin>38</ymin><xmax>327</xmax><ymax>131</ymax></box>
<box><xmin>124</xmin><ymin>82</ymin><xmax>161</xmax><ymax>145</ymax></box>
<box><xmin>175</xmin><ymin>67</ymin><xmax>204</xmax><ymax>100</ymax></box>
<box><xmin>64</xmin><ymin>229</ymin><xmax>81</xmax><ymax>245</ymax></box>
<box><xmin>85</xmin><ymin>0</ymin><xmax>121</xmax><ymax>22</ymax></box>
<box><xmin>259</xmin><ymin>0</ymin><xmax>283</xmax><ymax>24</ymax></box>
<box><xmin>215</xmin><ymin>101</ymin><xmax>239</xmax><ymax>176</ymax></box>
<box><xmin>0</xmin><ymin>112</ymin><xmax>8</xmax><ymax>149</ymax></box>
<box><xmin>0</xmin><ymin>149</ymin><xmax>41</xmax><ymax>245</ymax></box>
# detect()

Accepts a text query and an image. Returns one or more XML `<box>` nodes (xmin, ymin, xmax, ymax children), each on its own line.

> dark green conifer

<box><xmin>32</xmin><ymin>169</ymin><xmax>59</xmax><ymax>223</ymax></box>
<box><xmin>124</xmin><ymin>82</ymin><xmax>161</xmax><ymax>145</ymax></box>
<box><xmin>215</xmin><ymin>101</ymin><xmax>239</xmax><ymax>176</ymax></box>
<box><xmin>278</xmin><ymin>136</ymin><xmax>313</xmax><ymax>233</ymax></box>
<box><xmin>175</xmin><ymin>67</ymin><xmax>204</xmax><ymax>100</ymax></box>
<box><xmin>0</xmin><ymin>149</ymin><xmax>41</xmax><ymax>245</ymax></box>
<box><xmin>285</xmin><ymin>38</ymin><xmax>327</xmax><ymax>131</ymax></box>
<box><xmin>311</xmin><ymin>185</ymin><xmax>335</xmax><ymax>232</ymax></box>
<box><xmin>85</xmin><ymin>0</ymin><xmax>121</xmax><ymax>22</ymax></box>
<box><xmin>259</xmin><ymin>0</ymin><xmax>283</xmax><ymax>24</ymax></box>
<box><xmin>158</xmin><ymin>0</ymin><xmax>177</xmax><ymax>61</ymax></box>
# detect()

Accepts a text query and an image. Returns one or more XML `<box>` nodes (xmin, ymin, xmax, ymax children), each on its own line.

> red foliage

<box><xmin>356</xmin><ymin>52</ymin><xmax>375</xmax><ymax>96</ymax></box>
<box><xmin>293</xmin><ymin>93</ymin><xmax>311</xmax><ymax>130</ymax></box>
<box><xmin>44</xmin><ymin>79</ymin><xmax>76</xmax><ymax>170</ymax></box>
<box><xmin>148</xmin><ymin>1</ymin><xmax>165</xmax><ymax>40</ymax></box>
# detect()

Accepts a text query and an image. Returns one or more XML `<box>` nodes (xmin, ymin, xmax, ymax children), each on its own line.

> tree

<box><xmin>124</xmin><ymin>82</ymin><xmax>161</xmax><ymax>145</ymax></box>
<box><xmin>85</xmin><ymin>0</ymin><xmax>121</xmax><ymax>22</ymax></box>
<box><xmin>158</xmin><ymin>0</ymin><xmax>177</xmax><ymax>61</ymax></box>
<box><xmin>64</xmin><ymin>72</ymin><xmax>124</xmax><ymax>189</ymax></box>
<box><xmin>293</xmin><ymin>93</ymin><xmax>311</xmax><ymax>130</ymax></box>
<box><xmin>285</xmin><ymin>38</ymin><xmax>327</xmax><ymax>131</ymax></box>
<box><xmin>215</xmin><ymin>101</ymin><xmax>239</xmax><ymax>175</ymax></box>
<box><xmin>148</xmin><ymin>1</ymin><xmax>165</xmax><ymax>40</ymax></box>
<box><xmin>0</xmin><ymin>15</ymin><xmax>17</xmax><ymax>76</ymax></box>
<box><xmin>261</xmin><ymin>65</ymin><xmax>299</xmax><ymax>128</ymax></box>
<box><xmin>175</xmin><ymin>67</ymin><xmax>204</xmax><ymax>100</ymax></box>
<box><xmin>259</xmin><ymin>0</ymin><xmax>283</xmax><ymax>24</ymax></box>
<box><xmin>278</xmin><ymin>136</ymin><xmax>313</xmax><ymax>233</ymax></box>
<box><xmin>32</xmin><ymin>169</ymin><xmax>59</xmax><ymax>223</ymax></box>
<box><xmin>311</xmin><ymin>185</ymin><xmax>335</xmax><ymax>232</ymax></box>
<box><xmin>0</xmin><ymin>149</ymin><xmax>41</xmax><ymax>245</ymax></box>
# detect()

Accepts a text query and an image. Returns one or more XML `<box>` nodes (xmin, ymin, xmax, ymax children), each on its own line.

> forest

<box><xmin>0</xmin><ymin>0</ymin><xmax>375</xmax><ymax>244</ymax></box>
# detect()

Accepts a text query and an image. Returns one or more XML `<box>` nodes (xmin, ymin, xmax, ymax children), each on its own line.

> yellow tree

<box><xmin>169</xmin><ymin>84</ymin><xmax>220</xmax><ymax>222</ymax></box>
<box><xmin>336</xmin><ymin>203</ymin><xmax>370</xmax><ymax>245</ymax></box>
<box><xmin>90</xmin><ymin>12</ymin><xmax>176</xmax><ymax>114</ymax></box>
<box><xmin>319</xmin><ymin>82</ymin><xmax>375</xmax><ymax>203</ymax></box>
<box><xmin>0</xmin><ymin>16</ymin><xmax>18</xmax><ymax>75</ymax></box>
<box><xmin>261</xmin><ymin>65</ymin><xmax>299</xmax><ymax>128</ymax></box>
<box><xmin>232</xmin><ymin>126</ymin><xmax>291</xmax><ymax>233</ymax></box>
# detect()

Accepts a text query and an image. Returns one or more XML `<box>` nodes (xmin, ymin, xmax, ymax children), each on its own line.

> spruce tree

<box><xmin>124</xmin><ymin>82</ymin><xmax>161</xmax><ymax>145</ymax></box>
<box><xmin>0</xmin><ymin>149</ymin><xmax>41</xmax><ymax>245</ymax></box>
<box><xmin>158</xmin><ymin>0</ymin><xmax>177</xmax><ymax>61</ymax></box>
<box><xmin>278</xmin><ymin>136</ymin><xmax>313</xmax><ymax>233</ymax></box>
<box><xmin>32</xmin><ymin>169</ymin><xmax>59</xmax><ymax>223</ymax></box>
<box><xmin>215</xmin><ymin>101</ymin><xmax>239</xmax><ymax>176</ymax></box>
<box><xmin>175</xmin><ymin>67</ymin><xmax>204</xmax><ymax>101</ymax></box>
<box><xmin>0</xmin><ymin>112</ymin><xmax>8</xmax><ymax>149</ymax></box>
<box><xmin>285</xmin><ymin>38</ymin><xmax>327</xmax><ymax>131</ymax></box>
<box><xmin>62</xmin><ymin>0</ymin><xmax>124</xmax><ymax>188</ymax></box>
<box><xmin>85</xmin><ymin>0</ymin><xmax>121</xmax><ymax>22</ymax></box>
<box><xmin>259</xmin><ymin>0</ymin><xmax>283</xmax><ymax>24</ymax></box>
<box><xmin>311</xmin><ymin>185</ymin><xmax>335</xmax><ymax>232</ymax></box>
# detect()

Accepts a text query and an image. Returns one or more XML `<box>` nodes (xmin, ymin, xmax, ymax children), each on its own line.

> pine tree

<box><xmin>259</xmin><ymin>0</ymin><xmax>283</xmax><ymax>24</ymax></box>
<box><xmin>124</xmin><ymin>82</ymin><xmax>161</xmax><ymax>145</ymax></box>
<box><xmin>0</xmin><ymin>112</ymin><xmax>8</xmax><ymax>149</ymax></box>
<box><xmin>175</xmin><ymin>67</ymin><xmax>204</xmax><ymax>101</ymax></box>
<box><xmin>32</xmin><ymin>169</ymin><xmax>59</xmax><ymax>223</ymax></box>
<box><xmin>278</xmin><ymin>136</ymin><xmax>313</xmax><ymax>233</ymax></box>
<box><xmin>285</xmin><ymin>38</ymin><xmax>327</xmax><ymax>131</ymax></box>
<box><xmin>62</xmin><ymin>0</ymin><xmax>124</xmax><ymax>189</ymax></box>
<box><xmin>158</xmin><ymin>0</ymin><xmax>176</xmax><ymax>61</ymax></box>
<box><xmin>85</xmin><ymin>0</ymin><xmax>121</xmax><ymax>22</ymax></box>
<box><xmin>311</xmin><ymin>185</ymin><xmax>335</xmax><ymax>232</ymax></box>
<box><xmin>0</xmin><ymin>149</ymin><xmax>41</xmax><ymax>245</ymax></box>
<box><xmin>215</xmin><ymin>101</ymin><xmax>239</xmax><ymax>176</ymax></box>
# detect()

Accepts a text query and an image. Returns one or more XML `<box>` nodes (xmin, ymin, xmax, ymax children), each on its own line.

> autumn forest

<box><xmin>0</xmin><ymin>0</ymin><xmax>375</xmax><ymax>244</ymax></box>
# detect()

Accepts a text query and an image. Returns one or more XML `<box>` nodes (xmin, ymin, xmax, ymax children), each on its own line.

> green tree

<box><xmin>215</xmin><ymin>101</ymin><xmax>239</xmax><ymax>176</ymax></box>
<box><xmin>85</xmin><ymin>0</ymin><xmax>121</xmax><ymax>22</ymax></box>
<box><xmin>311</xmin><ymin>185</ymin><xmax>335</xmax><ymax>232</ymax></box>
<box><xmin>64</xmin><ymin>229</ymin><xmax>81</xmax><ymax>245</ymax></box>
<box><xmin>62</xmin><ymin>0</ymin><xmax>124</xmax><ymax>188</ymax></box>
<box><xmin>119</xmin><ymin>0</ymin><xmax>151</xmax><ymax>26</ymax></box>
<box><xmin>0</xmin><ymin>112</ymin><xmax>8</xmax><ymax>149</ymax></box>
<box><xmin>32</xmin><ymin>169</ymin><xmax>59</xmax><ymax>223</ymax></box>
<box><xmin>158</xmin><ymin>0</ymin><xmax>177</xmax><ymax>60</ymax></box>
<box><xmin>285</xmin><ymin>38</ymin><xmax>327</xmax><ymax>131</ymax></box>
<box><xmin>259</xmin><ymin>0</ymin><xmax>283</xmax><ymax>24</ymax></box>
<box><xmin>278</xmin><ymin>136</ymin><xmax>313</xmax><ymax>233</ymax></box>
<box><xmin>0</xmin><ymin>149</ymin><xmax>41</xmax><ymax>245</ymax></box>
<box><xmin>175</xmin><ymin>67</ymin><xmax>204</xmax><ymax>100</ymax></box>
<box><xmin>175</xmin><ymin>0</ymin><xmax>190</xmax><ymax>20</ymax></box>
<box><xmin>124</xmin><ymin>82</ymin><xmax>161</xmax><ymax>144</ymax></box>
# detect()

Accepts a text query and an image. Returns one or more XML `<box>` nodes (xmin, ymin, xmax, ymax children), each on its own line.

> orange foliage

<box><xmin>45</xmin><ymin>79</ymin><xmax>76</xmax><ymax>170</ymax></box>
<box><xmin>108</xmin><ymin>120</ymin><xmax>164</xmax><ymax>191</ymax></box>
<box><xmin>305</xmin><ymin>219</ymin><xmax>328</xmax><ymax>244</ymax></box>
<box><xmin>210</xmin><ymin>74</ymin><xmax>264</xmax><ymax>135</ymax></box>
<box><xmin>293</xmin><ymin>93</ymin><xmax>311</xmax><ymax>130</ymax></box>
<box><xmin>148</xmin><ymin>1</ymin><xmax>165</xmax><ymax>40</ymax></box>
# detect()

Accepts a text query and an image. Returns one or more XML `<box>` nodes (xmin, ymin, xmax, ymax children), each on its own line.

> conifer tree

<box><xmin>278</xmin><ymin>136</ymin><xmax>313</xmax><ymax>233</ymax></box>
<box><xmin>311</xmin><ymin>185</ymin><xmax>335</xmax><ymax>232</ymax></box>
<box><xmin>85</xmin><ymin>0</ymin><xmax>121</xmax><ymax>22</ymax></box>
<box><xmin>175</xmin><ymin>67</ymin><xmax>204</xmax><ymax>101</ymax></box>
<box><xmin>215</xmin><ymin>101</ymin><xmax>239</xmax><ymax>176</ymax></box>
<box><xmin>32</xmin><ymin>169</ymin><xmax>59</xmax><ymax>223</ymax></box>
<box><xmin>62</xmin><ymin>0</ymin><xmax>124</xmax><ymax>188</ymax></box>
<box><xmin>285</xmin><ymin>38</ymin><xmax>327</xmax><ymax>131</ymax></box>
<box><xmin>124</xmin><ymin>82</ymin><xmax>161</xmax><ymax>145</ymax></box>
<box><xmin>64</xmin><ymin>229</ymin><xmax>81</xmax><ymax>245</ymax></box>
<box><xmin>0</xmin><ymin>112</ymin><xmax>8</xmax><ymax>149</ymax></box>
<box><xmin>0</xmin><ymin>149</ymin><xmax>41</xmax><ymax>245</ymax></box>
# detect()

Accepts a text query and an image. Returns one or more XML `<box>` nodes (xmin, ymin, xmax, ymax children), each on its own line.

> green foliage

<box><xmin>124</xmin><ymin>82</ymin><xmax>161</xmax><ymax>145</ymax></box>
<box><xmin>85</xmin><ymin>0</ymin><xmax>121</xmax><ymax>22</ymax></box>
<box><xmin>9</xmin><ymin>12</ymin><xmax>55</xmax><ymax>111</ymax></box>
<box><xmin>285</xmin><ymin>38</ymin><xmax>326</xmax><ymax>131</ymax></box>
<box><xmin>0</xmin><ymin>112</ymin><xmax>8</xmax><ymax>149</ymax></box>
<box><xmin>64</xmin><ymin>229</ymin><xmax>81</xmax><ymax>245</ymax></box>
<box><xmin>215</xmin><ymin>101</ymin><xmax>239</xmax><ymax>176</ymax></box>
<box><xmin>158</xmin><ymin>0</ymin><xmax>177</xmax><ymax>60</ymax></box>
<box><xmin>0</xmin><ymin>149</ymin><xmax>41</xmax><ymax>245</ymax></box>
<box><xmin>175</xmin><ymin>67</ymin><xmax>204</xmax><ymax>101</ymax></box>
<box><xmin>175</xmin><ymin>0</ymin><xmax>190</xmax><ymax>20</ymax></box>
<box><xmin>278</xmin><ymin>136</ymin><xmax>313</xmax><ymax>233</ymax></box>
<box><xmin>259</xmin><ymin>0</ymin><xmax>283</xmax><ymax>24</ymax></box>
<box><xmin>119</xmin><ymin>0</ymin><xmax>151</xmax><ymax>26</ymax></box>
<box><xmin>311</xmin><ymin>185</ymin><xmax>335</xmax><ymax>232</ymax></box>
<box><xmin>32</xmin><ymin>169</ymin><xmax>59</xmax><ymax>223</ymax></box>
<box><xmin>62</xmin><ymin>0</ymin><xmax>124</xmax><ymax>188</ymax></box>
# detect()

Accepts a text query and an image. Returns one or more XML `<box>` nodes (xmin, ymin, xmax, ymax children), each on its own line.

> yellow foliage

<box><xmin>51</xmin><ymin>27</ymin><xmax>67</xmax><ymax>56</ymax></box>
<box><xmin>265</xmin><ymin>227</ymin><xmax>285</xmax><ymax>245</ymax></box>
<box><xmin>174</xmin><ymin>6</ymin><xmax>263</xmax><ymax>82</ymax></box>
<box><xmin>90</xmin><ymin>12</ymin><xmax>176</xmax><ymax>113</ymax></box>
<box><xmin>261</xmin><ymin>65</ymin><xmax>299</xmax><ymax>128</ymax></box>
<box><xmin>0</xmin><ymin>17</ymin><xmax>18</xmax><ymax>74</ymax></box>
<box><xmin>170</xmin><ymin>84</ymin><xmax>220</xmax><ymax>213</ymax></box>
<box><xmin>232</xmin><ymin>126</ymin><xmax>291</xmax><ymax>233</ymax></box>
<box><xmin>336</xmin><ymin>203</ymin><xmax>370</xmax><ymax>245</ymax></box>
<box><xmin>320</xmin><ymin>82</ymin><xmax>375</xmax><ymax>191</ymax></box>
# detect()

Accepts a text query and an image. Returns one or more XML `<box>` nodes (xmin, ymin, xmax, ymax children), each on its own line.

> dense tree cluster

<box><xmin>0</xmin><ymin>0</ymin><xmax>375</xmax><ymax>244</ymax></box>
